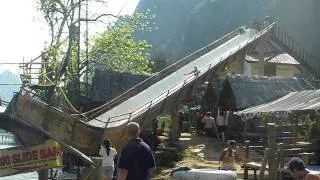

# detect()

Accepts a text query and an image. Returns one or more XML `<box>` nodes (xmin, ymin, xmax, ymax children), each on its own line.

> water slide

<box><xmin>88</xmin><ymin>25</ymin><xmax>273</xmax><ymax>129</ymax></box>
<box><xmin>4</xmin><ymin>24</ymin><xmax>274</xmax><ymax>155</ymax></box>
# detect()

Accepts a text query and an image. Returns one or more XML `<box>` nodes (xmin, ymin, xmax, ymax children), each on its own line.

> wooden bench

<box><xmin>243</xmin><ymin>162</ymin><xmax>269</xmax><ymax>180</ymax></box>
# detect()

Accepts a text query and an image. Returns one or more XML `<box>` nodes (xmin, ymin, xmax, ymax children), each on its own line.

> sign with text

<box><xmin>0</xmin><ymin>140</ymin><xmax>62</xmax><ymax>177</ymax></box>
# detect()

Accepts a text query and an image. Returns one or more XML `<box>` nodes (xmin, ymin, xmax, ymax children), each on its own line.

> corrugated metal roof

<box><xmin>245</xmin><ymin>54</ymin><xmax>269</xmax><ymax>62</ymax></box>
<box><xmin>237</xmin><ymin>89</ymin><xmax>320</xmax><ymax>115</ymax></box>
<box><xmin>268</xmin><ymin>53</ymin><xmax>300</xmax><ymax>65</ymax></box>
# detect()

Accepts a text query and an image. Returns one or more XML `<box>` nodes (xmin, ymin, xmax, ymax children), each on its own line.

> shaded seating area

<box><xmin>242</xmin><ymin>124</ymin><xmax>319</xmax><ymax>180</ymax></box>
<box><xmin>237</xmin><ymin>89</ymin><xmax>320</xmax><ymax>179</ymax></box>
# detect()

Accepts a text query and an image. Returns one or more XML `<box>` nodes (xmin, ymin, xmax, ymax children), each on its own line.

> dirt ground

<box><xmin>153</xmin><ymin>133</ymin><xmax>263</xmax><ymax>180</ymax></box>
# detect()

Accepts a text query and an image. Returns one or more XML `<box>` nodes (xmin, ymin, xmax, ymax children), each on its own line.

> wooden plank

<box><xmin>259</xmin><ymin>148</ymin><xmax>269</xmax><ymax>180</ymax></box>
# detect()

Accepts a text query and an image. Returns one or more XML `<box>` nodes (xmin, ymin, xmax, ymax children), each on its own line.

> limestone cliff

<box><xmin>135</xmin><ymin>0</ymin><xmax>273</xmax><ymax>61</ymax></box>
<box><xmin>135</xmin><ymin>0</ymin><xmax>320</xmax><ymax>62</ymax></box>
<box><xmin>274</xmin><ymin>0</ymin><xmax>320</xmax><ymax>59</ymax></box>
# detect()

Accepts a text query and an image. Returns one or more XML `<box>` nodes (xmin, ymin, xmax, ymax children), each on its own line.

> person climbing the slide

<box><xmin>184</xmin><ymin>66</ymin><xmax>200</xmax><ymax>76</ymax></box>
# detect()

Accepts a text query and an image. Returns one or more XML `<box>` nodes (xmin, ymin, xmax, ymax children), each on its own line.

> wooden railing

<box><xmin>89</xmin><ymin>23</ymin><xmax>275</xmax><ymax>128</ymax></box>
<box><xmin>271</xmin><ymin>24</ymin><xmax>320</xmax><ymax>77</ymax></box>
<box><xmin>85</xmin><ymin>26</ymin><xmax>250</xmax><ymax>119</ymax></box>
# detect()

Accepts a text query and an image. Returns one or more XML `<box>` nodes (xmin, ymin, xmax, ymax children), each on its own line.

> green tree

<box><xmin>218</xmin><ymin>79</ymin><xmax>236</xmax><ymax>111</ymax></box>
<box><xmin>36</xmin><ymin>0</ymin><xmax>154</xmax><ymax>109</ymax></box>
<box><xmin>89</xmin><ymin>15</ymin><xmax>152</xmax><ymax>74</ymax></box>
<box><xmin>202</xmin><ymin>83</ymin><xmax>218</xmax><ymax>115</ymax></box>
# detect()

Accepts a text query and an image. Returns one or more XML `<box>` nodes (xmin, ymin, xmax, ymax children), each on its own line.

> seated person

<box><xmin>219</xmin><ymin>140</ymin><xmax>240</xmax><ymax>170</ymax></box>
<box><xmin>288</xmin><ymin>157</ymin><xmax>320</xmax><ymax>180</ymax></box>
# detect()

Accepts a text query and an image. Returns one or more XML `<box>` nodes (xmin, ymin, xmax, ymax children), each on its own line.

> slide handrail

<box><xmin>85</xmin><ymin>25</ymin><xmax>250</xmax><ymax>119</ymax></box>
<box><xmin>94</xmin><ymin>23</ymin><xmax>275</xmax><ymax>129</ymax></box>
<box><xmin>271</xmin><ymin>24</ymin><xmax>320</xmax><ymax>77</ymax></box>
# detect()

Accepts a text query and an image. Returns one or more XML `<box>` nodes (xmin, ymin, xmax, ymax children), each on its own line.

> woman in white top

<box><xmin>99</xmin><ymin>139</ymin><xmax>117</xmax><ymax>180</ymax></box>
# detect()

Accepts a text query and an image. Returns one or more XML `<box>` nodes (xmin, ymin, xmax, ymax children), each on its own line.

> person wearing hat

<box><xmin>288</xmin><ymin>157</ymin><xmax>320</xmax><ymax>180</ymax></box>
<box><xmin>117</xmin><ymin>122</ymin><xmax>156</xmax><ymax>180</ymax></box>
<box><xmin>219</xmin><ymin>140</ymin><xmax>240</xmax><ymax>170</ymax></box>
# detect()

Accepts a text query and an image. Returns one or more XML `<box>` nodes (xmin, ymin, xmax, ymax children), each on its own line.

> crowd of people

<box><xmin>195</xmin><ymin>110</ymin><xmax>230</xmax><ymax>141</ymax></box>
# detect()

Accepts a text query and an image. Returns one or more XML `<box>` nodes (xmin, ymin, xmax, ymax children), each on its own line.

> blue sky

<box><xmin>0</xmin><ymin>0</ymin><xmax>140</xmax><ymax>73</ymax></box>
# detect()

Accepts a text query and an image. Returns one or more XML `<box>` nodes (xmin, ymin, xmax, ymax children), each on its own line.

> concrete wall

<box><xmin>276</xmin><ymin>64</ymin><xmax>299</xmax><ymax>77</ymax></box>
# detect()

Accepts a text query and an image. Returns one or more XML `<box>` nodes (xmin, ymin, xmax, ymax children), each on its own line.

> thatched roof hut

<box><xmin>218</xmin><ymin>74</ymin><xmax>307</xmax><ymax>111</ymax></box>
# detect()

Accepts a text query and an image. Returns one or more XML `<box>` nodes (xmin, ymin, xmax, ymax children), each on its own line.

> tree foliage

<box><xmin>37</xmin><ymin>0</ymin><xmax>88</xmax><ymax>100</ymax></box>
<box><xmin>202</xmin><ymin>83</ymin><xmax>218</xmax><ymax>115</ymax></box>
<box><xmin>218</xmin><ymin>79</ymin><xmax>236</xmax><ymax>111</ymax></box>
<box><xmin>89</xmin><ymin>14</ymin><xmax>153</xmax><ymax>74</ymax></box>
<box><xmin>36</xmin><ymin>0</ymin><xmax>155</xmax><ymax>107</ymax></box>
<box><xmin>149</xmin><ymin>51</ymin><xmax>167</xmax><ymax>73</ymax></box>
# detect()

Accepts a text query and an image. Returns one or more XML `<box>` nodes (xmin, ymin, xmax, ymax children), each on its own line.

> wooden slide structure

<box><xmin>2</xmin><ymin>24</ymin><xmax>275</xmax><ymax>176</ymax></box>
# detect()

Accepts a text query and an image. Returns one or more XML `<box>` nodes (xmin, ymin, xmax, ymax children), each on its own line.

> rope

<box><xmin>44</xmin><ymin>75</ymin><xmax>80</xmax><ymax>114</ymax></box>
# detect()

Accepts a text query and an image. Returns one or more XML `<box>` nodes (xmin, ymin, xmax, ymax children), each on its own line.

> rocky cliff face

<box><xmin>275</xmin><ymin>0</ymin><xmax>320</xmax><ymax>59</ymax></box>
<box><xmin>135</xmin><ymin>0</ymin><xmax>274</xmax><ymax>62</ymax></box>
<box><xmin>135</xmin><ymin>0</ymin><xmax>319</xmax><ymax>63</ymax></box>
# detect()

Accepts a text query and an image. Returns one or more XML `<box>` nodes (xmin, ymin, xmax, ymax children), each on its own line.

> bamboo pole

<box><xmin>244</xmin><ymin>118</ymin><xmax>248</xmax><ymax>142</ymax></box>
<box><xmin>278</xmin><ymin>143</ymin><xmax>284</xmax><ymax>180</ymax></box>
<box><xmin>243</xmin><ymin>140</ymin><xmax>250</xmax><ymax>180</ymax></box>
<box><xmin>278</xmin><ymin>143</ymin><xmax>284</xmax><ymax>169</ymax></box>
<box><xmin>293</xmin><ymin>117</ymin><xmax>298</xmax><ymax>145</ymax></box>
<box><xmin>267</xmin><ymin>123</ymin><xmax>277</xmax><ymax>180</ymax></box>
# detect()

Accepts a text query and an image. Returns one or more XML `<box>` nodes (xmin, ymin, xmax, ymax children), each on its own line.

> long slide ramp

<box><xmin>4</xmin><ymin>24</ymin><xmax>274</xmax><ymax>154</ymax></box>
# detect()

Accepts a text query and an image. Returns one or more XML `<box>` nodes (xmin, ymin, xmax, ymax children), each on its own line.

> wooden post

<box><xmin>244</xmin><ymin>118</ymin><xmax>247</xmax><ymax>142</ymax></box>
<box><xmin>88</xmin><ymin>157</ymin><xmax>102</xmax><ymax>180</ymax></box>
<box><xmin>169</xmin><ymin>104</ymin><xmax>180</xmax><ymax>142</ymax></box>
<box><xmin>259</xmin><ymin>148</ymin><xmax>268</xmax><ymax>180</ymax></box>
<box><xmin>293</xmin><ymin>117</ymin><xmax>298</xmax><ymax>145</ymax></box>
<box><xmin>278</xmin><ymin>143</ymin><xmax>284</xmax><ymax>169</ymax></box>
<box><xmin>267</xmin><ymin>123</ymin><xmax>277</xmax><ymax>180</ymax></box>
<box><xmin>257</xmin><ymin>38</ymin><xmax>266</xmax><ymax>75</ymax></box>
<box><xmin>244</xmin><ymin>140</ymin><xmax>250</xmax><ymax>180</ymax></box>
<box><xmin>38</xmin><ymin>170</ymin><xmax>48</xmax><ymax>180</ymax></box>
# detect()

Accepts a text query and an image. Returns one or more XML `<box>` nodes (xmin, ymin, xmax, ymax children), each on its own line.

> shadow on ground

<box><xmin>153</xmin><ymin>133</ymin><xmax>264</xmax><ymax>180</ymax></box>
